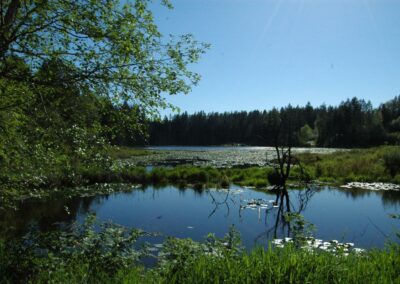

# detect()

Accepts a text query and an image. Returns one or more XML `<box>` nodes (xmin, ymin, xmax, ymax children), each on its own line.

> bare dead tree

<box><xmin>208</xmin><ymin>188</ymin><xmax>231</xmax><ymax>218</ymax></box>
<box><xmin>263</xmin><ymin>113</ymin><xmax>313</xmax><ymax>238</ymax></box>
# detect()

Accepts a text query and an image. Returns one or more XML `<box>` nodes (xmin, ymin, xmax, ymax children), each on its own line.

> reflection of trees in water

<box><xmin>205</xmin><ymin>184</ymin><xmax>317</xmax><ymax>244</ymax></box>
<box><xmin>208</xmin><ymin>189</ymin><xmax>232</xmax><ymax>218</ymax></box>
<box><xmin>0</xmin><ymin>184</ymin><xmax>210</xmax><ymax>239</ymax></box>
<box><xmin>257</xmin><ymin>129</ymin><xmax>316</xmax><ymax>242</ymax></box>
<box><xmin>254</xmin><ymin>186</ymin><xmax>400</xmax><ymax>244</ymax></box>
<box><xmin>381</xmin><ymin>191</ymin><xmax>400</xmax><ymax>209</ymax></box>
<box><xmin>206</xmin><ymin>121</ymin><xmax>320</xmax><ymax>244</ymax></box>
<box><xmin>339</xmin><ymin>188</ymin><xmax>373</xmax><ymax>200</ymax></box>
<box><xmin>254</xmin><ymin>185</ymin><xmax>316</xmax><ymax>243</ymax></box>
<box><xmin>338</xmin><ymin>187</ymin><xmax>400</xmax><ymax>209</ymax></box>
<box><xmin>0</xmin><ymin>195</ymin><xmax>96</xmax><ymax>238</ymax></box>
<box><xmin>4</xmin><ymin>180</ymin><xmax>397</xmax><ymax>245</ymax></box>
<box><xmin>0</xmin><ymin>185</ymin><xmax>140</xmax><ymax>238</ymax></box>
<box><xmin>150</xmin><ymin>183</ymin><xmax>205</xmax><ymax>197</ymax></box>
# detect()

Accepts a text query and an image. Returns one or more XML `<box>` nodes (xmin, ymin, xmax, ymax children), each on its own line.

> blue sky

<box><xmin>150</xmin><ymin>0</ymin><xmax>400</xmax><ymax>114</ymax></box>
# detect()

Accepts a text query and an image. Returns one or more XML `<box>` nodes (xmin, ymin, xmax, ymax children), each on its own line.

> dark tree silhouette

<box><xmin>148</xmin><ymin>96</ymin><xmax>399</xmax><ymax>148</ymax></box>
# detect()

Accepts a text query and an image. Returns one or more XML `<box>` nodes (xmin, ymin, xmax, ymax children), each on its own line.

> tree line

<box><xmin>148</xmin><ymin>96</ymin><xmax>400</xmax><ymax>148</ymax></box>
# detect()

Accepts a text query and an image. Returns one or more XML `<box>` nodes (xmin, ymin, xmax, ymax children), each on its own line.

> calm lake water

<box><xmin>2</xmin><ymin>185</ymin><xmax>399</xmax><ymax>249</ymax></box>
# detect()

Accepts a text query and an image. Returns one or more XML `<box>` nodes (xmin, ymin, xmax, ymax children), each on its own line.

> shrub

<box><xmin>150</xmin><ymin>168</ymin><xmax>167</xmax><ymax>183</ymax></box>
<box><xmin>383</xmin><ymin>149</ymin><xmax>400</xmax><ymax>177</ymax></box>
<box><xmin>1</xmin><ymin>215</ymin><xmax>148</xmax><ymax>283</ymax></box>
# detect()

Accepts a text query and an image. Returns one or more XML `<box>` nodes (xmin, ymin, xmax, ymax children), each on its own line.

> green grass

<box><xmin>145</xmin><ymin>245</ymin><xmax>400</xmax><ymax>284</ymax></box>
<box><xmin>4</xmin><ymin>242</ymin><xmax>399</xmax><ymax>284</ymax></box>
<box><xmin>80</xmin><ymin>165</ymin><xmax>275</xmax><ymax>189</ymax></box>
<box><xmin>224</xmin><ymin>167</ymin><xmax>272</xmax><ymax>187</ymax></box>
<box><xmin>297</xmin><ymin>146</ymin><xmax>400</xmax><ymax>184</ymax></box>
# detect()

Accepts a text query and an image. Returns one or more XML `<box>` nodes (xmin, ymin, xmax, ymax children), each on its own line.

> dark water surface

<box><xmin>2</xmin><ymin>185</ymin><xmax>399</xmax><ymax>249</ymax></box>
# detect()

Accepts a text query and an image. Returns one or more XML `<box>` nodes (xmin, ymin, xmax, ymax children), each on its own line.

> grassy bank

<box><xmin>140</xmin><ymin>245</ymin><xmax>400</xmax><ymax>284</ymax></box>
<box><xmin>3</xmin><ymin>146</ymin><xmax>400</xmax><ymax>191</ymax></box>
<box><xmin>105</xmin><ymin>145</ymin><xmax>400</xmax><ymax>186</ymax></box>
<box><xmin>11</xmin><ymin>246</ymin><xmax>400</xmax><ymax>283</ymax></box>
<box><xmin>2</xmin><ymin>232</ymin><xmax>399</xmax><ymax>284</ymax></box>
<box><xmin>109</xmin><ymin>145</ymin><xmax>400</xmax><ymax>187</ymax></box>
<box><xmin>298</xmin><ymin>146</ymin><xmax>400</xmax><ymax>184</ymax></box>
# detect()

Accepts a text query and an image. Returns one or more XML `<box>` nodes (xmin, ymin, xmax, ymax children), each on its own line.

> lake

<box><xmin>127</xmin><ymin>146</ymin><xmax>345</xmax><ymax>168</ymax></box>
<box><xmin>2</xmin><ymin>184</ymin><xmax>399</xmax><ymax>250</ymax></box>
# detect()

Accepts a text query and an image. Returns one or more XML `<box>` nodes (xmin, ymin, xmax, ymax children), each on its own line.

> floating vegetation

<box><xmin>118</xmin><ymin>147</ymin><xmax>342</xmax><ymax>168</ymax></box>
<box><xmin>272</xmin><ymin>237</ymin><xmax>365</xmax><ymax>255</ymax></box>
<box><xmin>341</xmin><ymin>182</ymin><xmax>400</xmax><ymax>191</ymax></box>
<box><xmin>240</xmin><ymin>198</ymin><xmax>276</xmax><ymax>210</ymax></box>
<box><xmin>65</xmin><ymin>183</ymin><xmax>143</xmax><ymax>198</ymax></box>
<box><xmin>208</xmin><ymin>187</ymin><xmax>244</xmax><ymax>195</ymax></box>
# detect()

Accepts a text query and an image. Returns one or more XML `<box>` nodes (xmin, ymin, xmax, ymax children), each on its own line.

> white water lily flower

<box><xmin>353</xmin><ymin>248</ymin><xmax>365</xmax><ymax>253</ymax></box>
<box><xmin>272</xmin><ymin>239</ymin><xmax>283</xmax><ymax>244</ymax></box>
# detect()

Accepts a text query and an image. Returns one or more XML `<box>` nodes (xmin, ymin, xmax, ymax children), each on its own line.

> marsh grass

<box><xmin>298</xmin><ymin>146</ymin><xmax>400</xmax><ymax>184</ymax></box>
<box><xmin>3</xmin><ymin>237</ymin><xmax>399</xmax><ymax>284</ymax></box>
<box><xmin>148</xmin><ymin>244</ymin><xmax>400</xmax><ymax>284</ymax></box>
<box><xmin>105</xmin><ymin>166</ymin><xmax>273</xmax><ymax>189</ymax></box>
